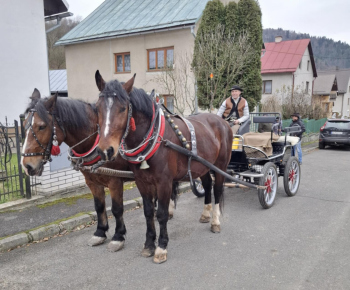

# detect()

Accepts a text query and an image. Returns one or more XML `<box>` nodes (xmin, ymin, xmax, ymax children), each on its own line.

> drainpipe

<box><xmin>191</xmin><ymin>25</ymin><xmax>198</xmax><ymax>113</ymax></box>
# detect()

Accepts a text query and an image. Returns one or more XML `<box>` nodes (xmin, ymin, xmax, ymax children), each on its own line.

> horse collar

<box><xmin>119</xmin><ymin>102</ymin><xmax>165</xmax><ymax>164</ymax></box>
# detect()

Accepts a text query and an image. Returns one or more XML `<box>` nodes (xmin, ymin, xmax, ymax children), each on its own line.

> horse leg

<box><xmin>211</xmin><ymin>173</ymin><xmax>224</xmax><ymax>233</ymax></box>
<box><xmin>87</xmin><ymin>183</ymin><xmax>108</xmax><ymax>246</ymax></box>
<box><xmin>141</xmin><ymin>195</ymin><xmax>157</xmax><ymax>258</ymax></box>
<box><xmin>154</xmin><ymin>183</ymin><xmax>172</xmax><ymax>264</ymax></box>
<box><xmin>107</xmin><ymin>178</ymin><xmax>126</xmax><ymax>252</ymax></box>
<box><xmin>168</xmin><ymin>181</ymin><xmax>179</xmax><ymax>219</ymax></box>
<box><xmin>199</xmin><ymin>172</ymin><xmax>213</xmax><ymax>223</ymax></box>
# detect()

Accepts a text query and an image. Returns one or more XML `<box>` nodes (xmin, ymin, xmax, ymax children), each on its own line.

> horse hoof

<box><xmin>141</xmin><ymin>247</ymin><xmax>155</xmax><ymax>257</ymax></box>
<box><xmin>87</xmin><ymin>236</ymin><xmax>106</xmax><ymax>247</ymax></box>
<box><xmin>169</xmin><ymin>213</ymin><xmax>173</xmax><ymax>220</ymax></box>
<box><xmin>153</xmin><ymin>247</ymin><xmax>167</xmax><ymax>264</ymax></box>
<box><xmin>211</xmin><ymin>224</ymin><xmax>221</xmax><ymax>233</ymax></box>
<box><xmin>199</xmin><ymin>215</ymin><xmax>210</xmax><ymax>223</ymax></box>
<box><xmin>107</xmin><ymin>240</ymin><xmax>125</xmax><ymax>252</ymax></box>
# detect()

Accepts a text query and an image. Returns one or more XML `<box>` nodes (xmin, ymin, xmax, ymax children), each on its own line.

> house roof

<box><xmin>261</xmin><ymin>39</ymin><xmax>317</xmax><ymax>77</ymax></box>
<box><xmin>313</xmin><ymin>74</ymin><xmax>336</xmax><ymax>95</ymax></box>
<box><xmin>44</xmin><ymin>0</ymin><xmax>69</xmax><ymax>16</ymax></box>
<box><xmin>318</xmin><ymin>69</ymin><xmax>350</xmax><ymax>94</ymax></box>
<box><xmin>56</xmin><ymin>0</ymin><xmax>210</xmax><ymax>46</ymax></box>
<box><xmin>49</xmin><ymin>70</ymin><xmax>67</xmax><ymax>93</ymax></box>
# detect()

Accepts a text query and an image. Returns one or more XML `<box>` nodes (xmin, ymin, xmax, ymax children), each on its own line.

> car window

<box><xmin>325</xmin><ymin>121</ymin><xmax>350</xmax><ymax>130</ymax></box>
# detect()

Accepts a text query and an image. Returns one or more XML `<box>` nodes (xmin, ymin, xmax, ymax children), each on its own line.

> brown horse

<box><xmin>94</xmin><ymin>72</ymin><xmax>233</xmax><ymax>263</ymax></box>
<box><xmin>21</xmin><ymin>89</ymin><xmax>132</xmax><ymax>252</ymax></box>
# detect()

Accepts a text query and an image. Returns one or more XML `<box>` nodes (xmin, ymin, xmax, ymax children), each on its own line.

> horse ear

<box><xmin>95</xmin><ymin>70</ymin><xmax>106</xmax><ymax>92</ymax></box>
<box><xmin>123</xmin><ymin>73</ymin><xmax>136</xmax><ymax>94</ymax></box>
<box><xmin>30</xmin><ymin>88</ymin><xmax>41</xmax><ymax>101</ymax></box>
<box><xmin>45</xmin><ymin>92</ymin><xmax>58</xmax><ymax>113</ymax></box>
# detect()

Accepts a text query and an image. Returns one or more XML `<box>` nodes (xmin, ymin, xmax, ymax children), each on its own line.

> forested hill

<box><xmin>263</xmin><ymin>28</ymin><xmax>350</xmax><ymax>70</ymax></box>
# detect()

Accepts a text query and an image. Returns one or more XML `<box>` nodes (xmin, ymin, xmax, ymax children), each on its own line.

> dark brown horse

<box><xmin>21</xmin><ymin>89</ymin><xmax>132</xmax><ymax>252</ymax></box>
<box><xmin>94</xmin><ymin>72</ymin><xmax>233</xmax><ymax>263</ymax></box>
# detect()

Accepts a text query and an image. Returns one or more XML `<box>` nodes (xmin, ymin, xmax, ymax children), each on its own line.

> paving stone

<box><xmin>29</xmin><ymin>224</ymin><xmax>60</xmax><ymax>241</ymax></box>
<box><xmin>59</xmin><ymin>215</ymin><xmax>92</xmax><ymax>231</ymax></box>
<box><xmin>0</xmin><ymin>233</ymin><xmax>29</xmax><ymax>252</ymax></box>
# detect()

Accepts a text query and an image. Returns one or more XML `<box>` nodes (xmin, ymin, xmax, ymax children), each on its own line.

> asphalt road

<box><xmin>1</xmin><ymin>146</ymin><xmax>350</xmax><ymax>290</ymax></box>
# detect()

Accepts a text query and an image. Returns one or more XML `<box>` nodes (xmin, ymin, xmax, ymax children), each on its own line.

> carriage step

<box><xmin>236</xmin><ymin>171</ymin><xmax>264</xmax><ymax>178</ymax></box>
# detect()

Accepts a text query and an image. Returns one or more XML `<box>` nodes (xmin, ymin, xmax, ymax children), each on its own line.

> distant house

<box><xmin>313</xmin><ymin>74</ymin><xmax>338</xmax><ymax>118</ymax></box>
<box><xmin>318</xmin><ymin>69</ymin><xmax>350</xmax><ymax>118</ymax></box>
<box><xmin>49</xmin><ymin>70</ymin><xmax>68</xmax><ymax>97</ymax></box>
<box><xmin>56</xmin><ymin>0</ymin><xmax>235</xmax><ymax>115</ymax></box>
<box><xmin>261</xmin><ymin>37</ymin><xmax>317</xmax><ymax>103</ymax></box>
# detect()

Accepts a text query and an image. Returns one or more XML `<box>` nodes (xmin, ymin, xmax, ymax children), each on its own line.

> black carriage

<box><xmin>225</xmin><ymin>113</ymin><xmax>301</xmax><ymax>208</ymax></box>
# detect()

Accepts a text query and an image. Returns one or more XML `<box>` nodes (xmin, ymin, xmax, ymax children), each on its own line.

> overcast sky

<box><xmin>66</xmin><ymin>0</ymin><xmax>350</xmax><ymax>45</ymax></box>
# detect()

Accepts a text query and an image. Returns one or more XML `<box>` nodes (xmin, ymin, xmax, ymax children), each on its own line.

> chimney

<box><xmin>275</xmin><ymin>36</ymin><xmax>283</xmax><ymax>43</ymax></box>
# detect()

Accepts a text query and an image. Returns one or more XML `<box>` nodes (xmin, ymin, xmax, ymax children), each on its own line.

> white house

<box><xmin>261</xmin><ymin>37</ymin><xmax>317</xmax><ymax>103</ymax></box>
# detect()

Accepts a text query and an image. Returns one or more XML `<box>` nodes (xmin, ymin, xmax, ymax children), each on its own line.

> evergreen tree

<box><xmin>237</xmin><ymin>0</ymin><xmax>263</xmax><ymax>111</ymax></box>
<box><xmin>193</xmin><ymin>0</ymin><xmax>226</xmax><ymax>110</ymax></box>
<box><xmin>225</xmin><ymin>1</ymin><xmax>238</xmax><ymax>36</ymax></box>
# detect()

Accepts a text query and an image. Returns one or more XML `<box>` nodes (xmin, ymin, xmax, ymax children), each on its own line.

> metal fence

<box><xmin>282</xmin><ymin>118</ymin><xmax>327</xmax><ymax>133</ymax></box>
<box><xmin>0</xmin><ymin>120</ymin><xmax>32</xmax><ymax>203</ymax></box>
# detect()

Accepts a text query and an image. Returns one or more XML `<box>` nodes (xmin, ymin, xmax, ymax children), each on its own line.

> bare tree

<box><xmin>152</xmin><ymin>52</ymin><xmax>196</xmax><ymax>116</ymax></box>
<box><xmin>46</xmin><ymin>17</ymin><xmax>81</xmax><ymax>69</ymax></box>
<box><xmin>193</xmin><ymin>24</ymin><xmax>254</xmax><ymax>112</ymax></box>
<box><xmin>261</xmin><ymin>85</ymin><xmax>327</xmax><ymax>119</ymax></box>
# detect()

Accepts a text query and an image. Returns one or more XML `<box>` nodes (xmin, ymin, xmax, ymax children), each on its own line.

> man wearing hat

<box><xmin>217</xmin><ymin>85</ymin><xmax>249</xmax><ymax>135</ymax></box>
<box><xmin>289</xmin><ymin>112</ymin><xmax>305</xmax><ymax>164</ymax></box>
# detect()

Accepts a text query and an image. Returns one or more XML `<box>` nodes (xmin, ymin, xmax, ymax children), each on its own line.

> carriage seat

<box><xmin>236</xmin><ymin>119</ymin><xmax>251</xmax><ymax>135</ymax></box>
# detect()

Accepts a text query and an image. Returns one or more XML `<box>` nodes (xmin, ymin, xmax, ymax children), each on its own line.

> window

<box><xmin>299</xmin><ymin>61</ymin><xmax>302</xmax><ymax>69</ymax></box>
<box><xmin>305</xmin><ymin>81</ymin><xmax>309</xmax><ymax>93</ymax></box>
<box><xmin>348</xmin><ymin>98</ymin><xmax>350</xmax><ymax>105</ymax></box>
<box><xmin>348</xmin><ymin>86</ymin><xmax>350</xmax><ymax>92</ymax></box>
<box><xmin>147</xmin><ymin>47</ymin><xmax>174</xmax><ymax>71</ymax></box>
<box><xmin>114</xmin><ymin>52</ymin><xmax>131</xmax><ymax>73</ymax></box>
<box><xmin>163</xmin><ymin>95</ymin><xmax>175</xmax><ymax>113</ymax></box>
<box><xmin>262</xmin><ymin>80</ymin><xmax>272</xmax><ymax>94</ymax></box>
<box><xmin>307</xmin><ymin>60</ymin><xmax>310</xmax><ymax>71</ymax></box>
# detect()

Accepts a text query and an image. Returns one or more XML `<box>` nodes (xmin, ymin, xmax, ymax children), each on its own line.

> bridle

<box><xmin>21</xmin><ymin>109</ymin><xmax>66</xmax><ymax>164</ymax></box>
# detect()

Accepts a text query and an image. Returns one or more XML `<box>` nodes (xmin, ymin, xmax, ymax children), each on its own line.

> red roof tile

<box><xmin>261</xmin><ymin>39</ymin><xmax>310</xmax><ymax>74</ymax></box>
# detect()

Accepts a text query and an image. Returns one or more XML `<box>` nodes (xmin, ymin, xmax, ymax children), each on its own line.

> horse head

<box><xmin>95</xmin><ymin>70</ymin><xmax>135</xmax><ymax>161</ymax></box>
<box><xmin>21</xmin><ymin>89</ymin><xmax>63</xmax><ymax>176</ymax></box>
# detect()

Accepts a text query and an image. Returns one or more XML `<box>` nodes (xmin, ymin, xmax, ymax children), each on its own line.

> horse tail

<box><xmin>171</xmin><ymin>181</ymin><xmax>180</xmax><ymax>208</ymax></box>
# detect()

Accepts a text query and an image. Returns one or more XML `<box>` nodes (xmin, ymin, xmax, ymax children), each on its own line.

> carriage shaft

<box><xmin>164</xmin><ymin>140</ymin><xmax>260</xmax><ymax>190</ymax></box>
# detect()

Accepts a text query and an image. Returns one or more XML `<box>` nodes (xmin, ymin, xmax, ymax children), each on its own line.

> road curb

<box><xmin>303</xmin><ymin>146</ymin><xmax>318</xmax><ymax>154</ymax></box>
<box><xmin>0</xmin><ymin>182</ymin><xmax>191</xmax><ymax>253</ymax></box>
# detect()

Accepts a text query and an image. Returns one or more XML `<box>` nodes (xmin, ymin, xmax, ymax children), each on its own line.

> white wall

<box><xmin>293</xmin><ymin>48</ymin><xmax>315</xmax><ymax>95</ymax></box>
<box><xmin>0</xmin><ymin>0</ymin><xmax>50</xmax><ymax>125</ymax></box>
<box><xmin>261</xmin><ymin>72</ymin><xmax>293</xmax><ymax>103</ymax></box>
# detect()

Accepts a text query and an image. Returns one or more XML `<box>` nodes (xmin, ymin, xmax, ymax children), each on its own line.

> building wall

<box><xmin>293</xmin><ymin>48</ymin><xmax>315</xmax><ymax>94</ymax></box>
<box><xmin>65</xmin><ymin>28</ymin><xmax>196</xmax><ymax>115</ymax></box>
<box><xmin>0</xmin><ymin>0</ymin><xmax>50</xmax><ymax>125</ymax></box>
<box><xmin>261</xmin><ymin>72</ymin><xmax>293</xmax><ymax>103</ymax></box>
<box><xmin>344</xmin><ymin>78</ymin><xmax>350</xmax><ymax>117</ymax></box>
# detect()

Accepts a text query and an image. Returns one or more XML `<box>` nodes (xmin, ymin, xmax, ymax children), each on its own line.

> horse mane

<box><xmin>25</xmin><ymin>97</ymin><xmax>93</xmax><ymax>131</ymax></box>
<box><xmin>103</xmin><ymin>80</ymin><xmax>153</xmax><ymax>119</ymax></box>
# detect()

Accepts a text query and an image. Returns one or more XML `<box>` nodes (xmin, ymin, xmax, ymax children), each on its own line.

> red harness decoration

<box><xmin>121</xmin><ymin>104</ymin><xmax>165</xmax><ymax>164</ymax></box>
<box><xmin>71</xmin><ymin>135</ymin><xmax>101</xmax><ymax>166</ymax></box>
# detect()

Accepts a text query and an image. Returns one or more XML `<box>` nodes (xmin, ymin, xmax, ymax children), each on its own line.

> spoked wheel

<box><xmin>191</xmin><ymin>179</ymin><xmax>205</xmax><ymax>198</ymax></box>
<box><xmin>258</xmin><ymin>162</ymin><xmax>278</xmax><ymax>209</ymax></box>
<box><xmin>283</xmin><ymin>156</ymin><xmax>300</xmax><ymax>196</ymax></box>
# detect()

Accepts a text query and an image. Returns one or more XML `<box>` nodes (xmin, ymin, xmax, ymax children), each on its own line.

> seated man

<box><xmin>217</xmin><ymin>85</ymin><xmax>249</xmax><ymax>135</ymax></box>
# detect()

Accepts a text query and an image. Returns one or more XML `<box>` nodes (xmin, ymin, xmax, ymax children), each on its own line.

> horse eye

<box><xmin>119</xmin><ymin>107</ymin><xmax>126</xmax><ymax>113</ymax></box>
<box><xmin>39</xmin><ymin>125</ymin><xmax>46</xmax><ymax>131</ymax></box>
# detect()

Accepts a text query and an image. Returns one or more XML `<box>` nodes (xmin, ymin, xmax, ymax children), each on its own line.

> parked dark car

<box><xmin>319</xmin><ymin>119</ymin><xmax>350</xmax><ymax>149</ymax></box>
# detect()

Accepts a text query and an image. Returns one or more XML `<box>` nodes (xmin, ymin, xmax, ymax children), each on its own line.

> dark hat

<box><xmin>229</xmin><ymin>85</ymin><xmax>243</xmax><ymax>92</ymax></box>
<box><xmin>290</xmin><ymin>112</ymin><xmax>300</xmax><ymax>118</ymax></box>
